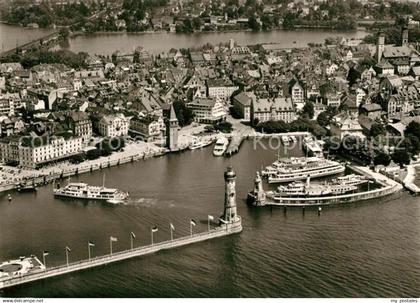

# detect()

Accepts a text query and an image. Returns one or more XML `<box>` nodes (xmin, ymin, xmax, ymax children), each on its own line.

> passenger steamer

<box><xmin>267</xmin><ymin>174</ymin><xmax>368</xmax><ymax>200</ymax></box>
<box><xmin>213</xmin><ymin>136</ymin><xmax>229</xmax><ymax>156</ymax></box>
<box><xmin>262</xmin><ymin>157</ymin><xmax>345</xmax><ymax>183</ymax></box>
<box><xmin>54</xmin><ymin>176</ymin><xmax>128</xmax><ymax>204</ymax></box>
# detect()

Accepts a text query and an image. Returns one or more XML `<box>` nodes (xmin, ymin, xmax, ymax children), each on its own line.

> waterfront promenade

<box><xmin>404</xmin><ymin>164</ymin><xmax>420</xmax><ymax>195</ymax></box>
<box><xmin>0</xmin><ymin>141</ymin><xmax>167</xmax><ymax>193</ymax></box>
<box><xmin>0</xmin><ymin>223</ymin><xmax>242</xmax><ymax>290</ymax></box>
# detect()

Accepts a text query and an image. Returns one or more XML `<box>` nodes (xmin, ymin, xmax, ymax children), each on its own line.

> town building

<box><xmin>130</xmin><ymin>115</ymin><xmax>165</xmax><ymax>142</ymax></box>
<box><xmin>207</xmin><ymin>79</ymin><xmax>239</xmax><ymax>101</ymax></box>
<box><xmin>0</xmin><ymin>134</ymin><xmax>83</xmax><ymax>168</ymax></box>
<box><xmin>288</xmin><ymin>78</ymin><xmax>306</xmax><ymax>110</ymax></box>
<box><xmin>187</xmin><ymin>98</ymin><xmax>227</xmax><ymax>124</ymax></box>
<box><xmin>98</xmin><ymin>114</ymin><xmax>130</xmax><ymax>138</ymax></box>
<box><xmin>330</xmin><ymin>112</ymin><xmax>364</xmax><ymax>140</ymax></box>
<box><xmin>251</xmin><ymin>97</ymin><xmax>296</xmax><ymax>123</ymax></box>
<box><xmin>66</xmin><ymin>112</ymin><xmax>92</xmax><ymax>144</ymax></box>
<box><xmin>232</xmin><ymin>92</ymin><xmax>256</xmax><ymax>121</ymax></box>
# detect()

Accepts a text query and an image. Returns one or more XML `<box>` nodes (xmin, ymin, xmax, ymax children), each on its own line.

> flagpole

<box><xmin>208</xmin><ymin>217</ymin><xmax>210</xmax><ymax>232</ymax></box>
<box><xmin>66</xmin><ymin>249</ymin><xmax>69</xmax><ymax>267</ymax></box>
<box><xmin>170</xmin><ymin>224</ymin><xmax>173</xmax><ymax>241</ymax></box>
<box><xmin>88</xmin><ymin>243</ymin><xmax>91</xmax><ymax>262</ymax></box>
<box><xmin>151</xmin><ymin>229</ymin><xmax>154</xmax><ymax>245</ymax></box>
<box><xmin>110</xmin><ymin>238</ymin><xmax>112</xmax><ymax>255</ymax></box>
<box><xmin>190</xmin><ymin>220</ymin><xmax>192</xmax><ymax>237</ymax></box>
<box><xmin>43</xmin><ymin>253</ymin><xmax>46</xmax><ymax>271</ymax></box>
<box><xmin>130</xmin><ymin>234</ymin><xmax>133</xmax><ymax>250</ymax></box>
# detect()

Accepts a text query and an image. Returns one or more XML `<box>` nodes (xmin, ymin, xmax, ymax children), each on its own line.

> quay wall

<box><xmin>0</xmin><ymin>150</ymin><xmax>167</xmax><ymax>194</ymax></box>
<box><xmin>0</xmin><ymin>223</ymin><xmax>242</xmax><ymax>290</ymax></box>
<box><xmin>404</xmin><ymin>165</ymin><xmax>420</xmax><ymax>195</ymax></box>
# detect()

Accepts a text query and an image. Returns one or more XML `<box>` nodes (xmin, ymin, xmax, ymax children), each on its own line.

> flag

<box><xmin>151</xmin><ymin>226</ymin><xmax>158</xmax><ymax>232</ymax></box>
<box><xmin>88</xmin><ymin>241</ymin><xmax>95</xmax><ymax>247</ymax></box>
<box><xmin>43</xmin><ymin>251</ymin><xmax>49</xmax><ymax>256</ymax></box>
<box><xmin>131</xmin><ymin>232</ymin><xmax>136</xmax><ymax>238</ymax></box>
<box><xmin>110</xmin><ymin>236</ymin><xmax>118</xmax><ymax>242</ymax></box>
<box><xmin>170</xmin><ymin>223</ymin><xmax>175</xmax><ymax>230</ymax></box>
<box><xmin>66</xmin><ymin>247</ymin><xmax>71</xmax><ymax>252</ymax></box>
<box><xmin>190</xmin><ymin>219</ymin><xmax>197</xmax><ymax>226</ymax></box>
<box><xmin>208</xmin><ymin>215</ymin><xmax>214</xmax><ymax>221</ymax></box>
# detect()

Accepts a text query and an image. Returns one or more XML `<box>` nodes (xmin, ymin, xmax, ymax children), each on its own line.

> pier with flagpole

<box><xmin>0</xmin><ymin>166</ymin><xmax>242</xmax><ymax>290</ymax></box>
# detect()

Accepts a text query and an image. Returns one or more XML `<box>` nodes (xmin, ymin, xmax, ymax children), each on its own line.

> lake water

<box><xmin>0</xmin><ymin>23</ymin><xmax>368</xmax><ymax>55</ymax></box>
<box><xmin>0</xmin><ymin>23</ymin><xmax>53</xmax><ymax>53</ymax></box>
<box><xmin>0</xmin><ymin>140</ymin><xmax>419</xmax><ymax>297</ymax></box>
<box><xmin>60</xmin><ymin>29</ymin><xmax>368</xmax><ymax>55</ymax></box>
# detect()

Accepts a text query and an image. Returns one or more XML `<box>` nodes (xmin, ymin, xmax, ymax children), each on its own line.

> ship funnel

<box><xmin>306</xmin><ymin>175</ymin><xmax>311</xmax><ymax>187</ymax></box>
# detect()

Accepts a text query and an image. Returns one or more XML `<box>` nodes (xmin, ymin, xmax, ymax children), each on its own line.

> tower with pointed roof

<box><xmin>377</xmin><ymin>31</ymin><xmax>385</xmax><ymax>63</ymax></box>
<box><xmin>401</xmin><ymin>27</ymin><xmax>409</xmax><ymax>46</ymax></box>
<box><xmin>166</xmin><ymin>103</ymin><xmax>179</xmax><ymax>151</ymax></box>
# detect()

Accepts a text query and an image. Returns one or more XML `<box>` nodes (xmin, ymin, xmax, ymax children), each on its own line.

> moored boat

<box><xmin>268</xmin><ymin>175</ymin><xmax>367</xmax><ymax>199</ymax></box>
<box><xmin>213</xmin><ymin>136</ymin><xmax>229</xmax><ymax>156</ymax></box>
<box><xmin>262</xmin><ymin>157</ymin><xmax>345</xmax><ymax>183</ymax></box>
<box><xmin>189</xmin><ymin>137</ymin><xmax>213</xmax><ymax>150</ymax></box>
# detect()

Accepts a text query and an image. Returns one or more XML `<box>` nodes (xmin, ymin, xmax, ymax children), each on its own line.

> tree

<box><xmin>374</xmin><ymin>152</ymin><xmax>391</xmax><ymax>166</ymax></box>
<box><xmin>392</xmin><ymin>150</ymin><xmax>410</xmax><ymax>167</ymax></box>
<box><xmin>59</xmin><ymin>27</ymin><xmax>70</xmax><ymax>40</ymax></box>
<box><xmin>405</xmin><ymin>121</ymin><xmax>420</xmax><ymax>139</ymax></box>
<box><xmin>214</xmin><ymin>121</ymin><xmax>233</xmax><ymax>133</ymax></box>
<box><xmin>403</xmin><ymin>135</ymin><xmax>420</xmax><ymax>155</ymax></box>
<box><xmin>283</xmin><ymin>12</ymin><xmax>296</xmax><ymax>29</ymax></box>
<box><xmin>248</xmin><ymin>16</ymin><xmax>261</xmax><ymax>31</ymax></box>
<box><xmin>173</xmin><ymin>100</ymin><xmax>194</xmax><ymax>127</ymax></box>
<box><xmin>230</xmin><ymin>103</ymin><xmax>243</xmax><ymax>119</ymax></box>
<box><xmin>316</xmin><ymin>111</ymin><xmax>330</xmax><ymax>127</ymax></box>
<box><xmin>302</xmin><ymin>102</ymin><xmax>315</xmax><ymax>119</ymax></box>
<box><xmin>370</xmin><ymin>123</ymin><xmax>386</xmax><ymax>138</ymax></box>
<box><xmin>86</xmin><ymin>149</ymin><xmax>102</xmax><ymax>160</ymax></box>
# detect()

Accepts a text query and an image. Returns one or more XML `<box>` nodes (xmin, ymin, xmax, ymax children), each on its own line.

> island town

<box><xmin>0</xmin><ymin>25</ymin><xmax>420</xmax><ymax>195</ymax></box>
<box><xmin>0</xmin><ymin>0</ymin><xmax>420</xmax><ymax>294</ymax></box>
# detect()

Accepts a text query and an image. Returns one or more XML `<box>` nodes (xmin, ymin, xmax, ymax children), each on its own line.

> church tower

<box><xmin>166</xmin><ymin>103</ymin><xmax>179</xmax><ymax>151</ymax></box>
<box><xmin>223</xmin><ymin>166</ymin><xmax>238</xmax><ymax>223</ymax></box>
<box><xmin>401</xmin><ymin>27</ymin><xmax>409</xmax><ymax>46</ymax></box>
<box><xmin>376</xmin><ymin>32</ymin><xmax>385</xmax><ymax>63</ymax></box>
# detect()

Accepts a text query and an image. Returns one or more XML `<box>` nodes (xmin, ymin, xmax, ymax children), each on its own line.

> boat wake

<box><xmin>124</xmin><ymin>197</ymin><xmax>175</xmax><ymax>208</ymax></box>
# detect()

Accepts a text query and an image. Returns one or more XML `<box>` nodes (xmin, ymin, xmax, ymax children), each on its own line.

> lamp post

<box><xmin>130</xmin><ymin>232</ymin><xmax>136</xmax><ymax>250</ymax></box>
<box><xmin>65</xmin><ymin>247</ymin><xmax>71</xmax><ymax>267</ymax></box>
<box><xmin>88</xmin><ymin>242</ymin><xmax>95</xmax><ymax>261</ymax></box>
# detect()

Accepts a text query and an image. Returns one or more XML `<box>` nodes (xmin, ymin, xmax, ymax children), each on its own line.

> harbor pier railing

<box><xmin>0</xmin><ymin>222</ymin><xmax>242</xmax><ymax>290</ymax></box>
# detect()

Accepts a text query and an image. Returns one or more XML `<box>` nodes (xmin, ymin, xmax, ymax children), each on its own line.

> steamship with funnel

<box><xmin>262</xmin><ymin>157</ymin><xmax>345</xmax><ymax>183</ymax></box>
<box><xmin>54</xmin><ymin>175</ymin><xmax>128</xmax><ymax>203</ymax></box>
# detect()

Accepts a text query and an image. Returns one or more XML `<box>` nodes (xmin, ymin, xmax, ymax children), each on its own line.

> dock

<box><xmin>403</xmin><ymin>165</ymin><xmax>420</xmax><ymax>195</ymax></box>
<box><xmin>225</xmin><ymin>136</ymin><xmax>245</xmax><ymax>157</ymax></box>
<box><xmin>0</xmin><ymin>166</ymin><xmax>242</xmax><ymax>290</ymax></box>
<box><xmin>248</xmin><ymin>165</ymin><xmax>403</xmax><ymax>207</ymax></box>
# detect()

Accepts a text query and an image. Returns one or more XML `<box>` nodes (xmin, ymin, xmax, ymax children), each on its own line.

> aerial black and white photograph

<box><xmin>0</xmin><ymin>0</ymin><xmax>419</xmax><ymax>301</ymax></box>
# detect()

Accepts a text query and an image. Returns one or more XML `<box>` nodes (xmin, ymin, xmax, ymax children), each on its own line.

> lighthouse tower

<box><xmin>222</xmin><ymin>166</ymin><xmax>241</xmax><ymax>228</ymax></box>
<box><xmin>250</xmin><ymin>171</ymin><xmax>266</xmax><ymax>206</ymax></box>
